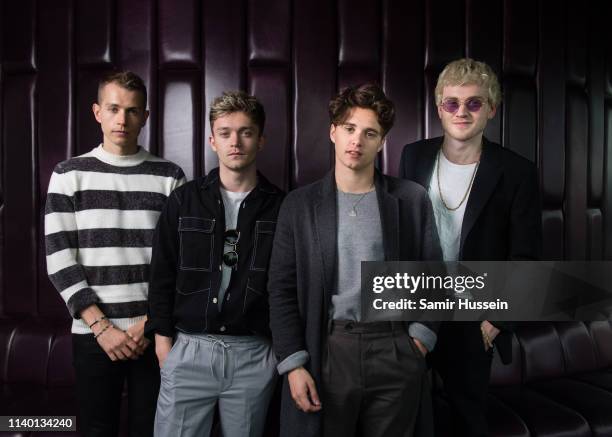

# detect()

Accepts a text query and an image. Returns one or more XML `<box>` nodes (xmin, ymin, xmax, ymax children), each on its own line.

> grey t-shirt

<box><xmin>331</xmin><ymin>189</ymin><xmax>384</xmax><ymax>321</ymax></box>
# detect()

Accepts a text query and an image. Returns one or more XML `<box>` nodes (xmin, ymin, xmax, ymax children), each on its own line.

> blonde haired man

<box><xmin>399</xmin><ymin>58</ymin><xmax>541</xmax><ymax>437</ymax></box>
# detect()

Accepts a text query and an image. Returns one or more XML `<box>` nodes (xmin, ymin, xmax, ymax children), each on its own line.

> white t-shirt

<box><xmin>428</xmin><ymin>151</ymin><xmax>478</xmax><ymax>261</ymax></box>
<box><xmin>218</xmin><ymin>188</ymin><xmax>251</xmax><ymax>309</ymax></box>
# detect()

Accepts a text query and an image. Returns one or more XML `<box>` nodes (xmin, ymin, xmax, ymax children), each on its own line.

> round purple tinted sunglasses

<box><xmin>440</xmin><ymin>97</ymin><xmax>486</xmax><ymax>113</ymax></box>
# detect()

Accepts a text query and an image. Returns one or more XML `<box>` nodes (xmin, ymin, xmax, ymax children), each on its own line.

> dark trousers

<box><xmin>73</xmin><ymin>334</ymin><xmax>161</xmax><ymax>437</ymax></box>
<box><xmin>431</xmin><ymin>322</ymin><xmax>493</xmax><ymax>437</ymax></box>
<box><xmin>322</xmin><ymin>321</ymin><xmax>427</xmax><ymax>437</ymax></box>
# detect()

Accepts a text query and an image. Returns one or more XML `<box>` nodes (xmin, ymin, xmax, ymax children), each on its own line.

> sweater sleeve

<box><xmin>45</xmin><ymin>167</ymin><xmax>100</xmax><ymax>319</ymax></box>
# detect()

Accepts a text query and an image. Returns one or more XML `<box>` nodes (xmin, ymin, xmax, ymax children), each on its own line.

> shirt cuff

<box><xmin>277</xmin><ymin>350</ymin><xmax>310</xmax><ymax>375</ymax></box>
<box><xmin>408</xmin><ymin>322</ymin><xmax>437</xmax><ymax>352</ymax></box>
<box><xmin>66</xmin><ymin>288</ymin><xmax>100</xmax><ymax>319</ymax></box>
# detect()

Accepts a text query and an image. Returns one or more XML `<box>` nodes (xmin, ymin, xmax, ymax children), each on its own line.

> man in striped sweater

<box><xmin>45</xmin><ymin>71</ymin><xmax>185</xmax><ymax>437</ymax></box>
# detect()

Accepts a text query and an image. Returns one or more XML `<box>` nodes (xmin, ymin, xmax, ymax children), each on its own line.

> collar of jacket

<box><xmin>317</xmin><ymin>167</ymin><xmax>390</xmax><ymax>199</ymax></box>
<box><xmin>199</xmin><ymin>167</ymin><xmax>280</xmax><ymax>195</ymax></box>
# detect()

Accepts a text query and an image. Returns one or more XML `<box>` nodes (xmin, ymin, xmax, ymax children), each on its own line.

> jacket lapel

<box><xmin>460</xmin><ymin>138</ymin><xmax>502</xmax><ymax>253</ymax></box>
<box><xmin>376</xmin><ymin>172</ymin><xmax>400</xmax><ymax>261</ymax></box>
<box><xmin>314</xmin><ymin>172</ymin><xmax>337</xmax><ymax>314</ymax></box>
<box><xmin>415</xmin><ymin>139</ymin><xmax>442</xmax><ymax>189</ymax></box>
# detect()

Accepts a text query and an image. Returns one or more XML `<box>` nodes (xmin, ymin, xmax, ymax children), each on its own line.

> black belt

<box><xmin>330</xmin><ymin>319</ymin><xmax>405</xmax><ymax>334</ymax></box>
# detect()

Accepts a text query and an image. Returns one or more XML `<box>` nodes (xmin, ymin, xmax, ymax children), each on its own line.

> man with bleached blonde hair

<box><xmin>399</xmin><ymin>58</ymin><xmax>541</xmax><ymax>437</ymax></box>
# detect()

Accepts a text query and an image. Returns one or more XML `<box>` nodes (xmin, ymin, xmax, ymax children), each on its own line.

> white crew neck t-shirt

<box><xmin>428</xmin><ymin>152</ymin><xmax>478</xmax><ymax>261</ymax></box>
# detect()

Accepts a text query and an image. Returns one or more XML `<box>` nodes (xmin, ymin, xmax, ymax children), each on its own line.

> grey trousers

<box><xmin>322</xmin><ymin>320</ymin><xmax>427</xmax><ymax>437</ymax></box>
<box><xmin>154</xmin><ymin>332</ymin><xmax>278</xmax><ymax>437</ymax></box>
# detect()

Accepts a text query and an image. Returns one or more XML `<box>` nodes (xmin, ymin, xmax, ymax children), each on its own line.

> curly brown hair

<box><xmin>329</xmin><ymin>83</ymin><xmax>395</xmax><ymax>136</ymax></box>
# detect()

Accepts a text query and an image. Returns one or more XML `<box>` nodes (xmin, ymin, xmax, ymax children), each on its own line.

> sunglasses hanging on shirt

<box><xmin>223</xmin><ymin>229</ymin><xmax>240</xmax><ymax>268</ymax></box>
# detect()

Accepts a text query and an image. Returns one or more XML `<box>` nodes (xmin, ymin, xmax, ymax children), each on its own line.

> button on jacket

<box><xmin>146</xmin><ymin>168</ymin><xmax>284</xmax><ymax>338</ymax></box>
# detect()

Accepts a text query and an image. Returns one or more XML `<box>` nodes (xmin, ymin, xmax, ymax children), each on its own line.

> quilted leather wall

<box><xmin>0</xmin><ymin>0</ymin><xmax>611</xmax><ymax>317</ymax></box>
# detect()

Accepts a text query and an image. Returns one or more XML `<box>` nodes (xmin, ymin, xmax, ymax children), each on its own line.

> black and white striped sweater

<box><xmin>45</xmin><ymin>145</ymin><xmax>185</xmax><ymax>334</ymax></box>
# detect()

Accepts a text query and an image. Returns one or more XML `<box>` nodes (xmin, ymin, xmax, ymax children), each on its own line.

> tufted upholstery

<box><xmin>1</xmin><ymin>1</ymin><xmax>611</xmax><ymax>436</ymax></box>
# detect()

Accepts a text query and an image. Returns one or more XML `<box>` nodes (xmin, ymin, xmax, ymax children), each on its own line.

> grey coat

<box><xmin>268</xmin><ymin>170</ymin><xmax>442</xmax><ymax>437</ymax></box>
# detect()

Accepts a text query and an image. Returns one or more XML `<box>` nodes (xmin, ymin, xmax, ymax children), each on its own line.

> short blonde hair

<box><xmin>435</xmin><ymin>58</ymin><xmax>501</xmax><ymax>107</ymax></box>
<box><xmin>209</xmin><ymin>90</ymin><xmax>265</xmax><ymax>135</ymax></box>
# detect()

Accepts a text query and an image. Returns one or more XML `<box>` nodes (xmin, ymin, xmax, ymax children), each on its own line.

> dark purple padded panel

<box><xmin>605</xmin><ymin>105</ymin><xmax>612</xmax><ymax>260</ymax></box>
<box><xmin>555</xmin><ymin>322</ymin><xmax>598</xmax><ymax>375</ymax></box>
<box><xmin>0</xmin><ymin>319</ymin><xmax>19</xmax><ymax>382</ymax></box>
<box><xmin>465</xmin><ymin>0</ymin><xmax>503</xmax><ymax>146</ymax></box>
<box><xmin>529</xmin><ymin>379</ymin><xmax>612</xmax><ymax>436</ymax></box>
<box><xmin>158</xmin><ymin>0</ymin><xmax>200</xmax><ymax>67</ymax></box>
<box><xmin>0</xmin><ymin>206</ymin><xmax>3</xmax><ymax>315</ymax></box>
<box><xmin>537</xmin><ymin>0</ymin><xmax>566</xmax><ymax>207</ymax></box>
<box><xmin>565</xmin><ymin>1</ymin><xmax>587</xmax><ymax>86</ymax></box>
<box><xmin>586</xmin><ymin>209</ymin><xmax>603</xmax><ymax>260</ymax></box>
<box><xmin>491</xmin><ymin>385</ymin><xmax>591</xmax><ymax>437</ymax></box>
<box><xmin>203</xmin><ymin>0</ymin><xmax>246</xmax><ymax>175</ymax></box>
<box><xmin>502</xmin><ymin>77</ymin><xmax>537</xmax><ymax>163</ymax></box>
<box><xmin>248</xmin><ymin>0</ymin><xmax>290</xmax><ymax>64</ymax></box>
<box><xmin>337</xmin><ymin>67</ymin><xmax>379</xmax><ymax>91</ymax></box>
<box><xmin>485</xmin><ymin>394</ymin><xmax>530</xmax><ymax>437</ymax></box>
<box><xmin>6</xmin><ymin>320</ymin><xmax>52</xmax><ymax>385</ymax></box>
<box><xmin>159</xmin><ymin>72</ymin><xmax>200</xmax><ymax>180</ymax></box>
<box><xmin>424</xmin><ymin>0</ymin><xmax>464</xmax><ymax>69</ymax></box>
<box><xmin>47</xmin><ymin>324</ymin><xmax>74</xmax><ymax>387</ymax></box>
<box><xmin>337</xmin><ymin>0</ymin><xmax>380</xmax><ymax>66</ymax></box>
<box><xmin>36</xmin><ymin>0</ymin><xmax>73</xmax><ymax>318</ymax></box>
<box><xmin>36</xmin><ymin>0</ymin><xmax>73</xmax><ymax>200</ymax></box>
<box><xmin>292</xmin><ymin>0</ymin><xmax>336</xmax><ymax>187</ymax></box>
<box><xmin>608</xmin><ymin>39</ymin><xmax>612</xmax><ymax>97</ymax></box>
<box><xmin>76</xmin><ymin>0</ymin><xmax>113</xmax><ymax>65</ymax></box>
<box><xmin>565</xmin><ymin>87</ymin><xmax>588</xmax><ymax>260</ymax></box>
<box><xmin>490</xmin><ymin>334</ymin><xmax>522</xmax><ymax>387</ymax></box>
<box><xmin>249</xmin><ymin>69</ymin><xmax>290</xmax><ymax>191</ymax></box>
<box><xmin>76</xmin><ymin>70</ymin><xmax>109</xmax><ymax>156</ymax></box>
<box><xmin>466</xmin><ymin>0</ymin><xmax>502</xmax><ymax>74</ymax></box>
<box><xmin>516</xmin><ymin>323</ymin><xmax>565</xmax><ymax>382</ymax></box>
<box><xmin>502</xmin><ymin>0</ymin><xmax>537</xmax><ymax>77</ymax></box>
<box><xmin>541</xmin><ymin>209</ymin><xmax>564</xmax><ymax>260</ymax></box>
<box><xmin>381</xmin><ymin>0</ymin><xmax>425</xmax><ymax>175</ymax></box>
<box><xmin>588</xmin><ymin>321</ymin><xmax>612</xmax><ymax>368</ymax></box>
<box><xmin>587</xmin><ymin>12</ymin><xmax>605</xmax><ymax>206</ymax></box>
<box><xmin>117</xmin><ymin>0</ymin><xmax>154</xmax><ymax>152</ymax></box>
<box><xmin>2</xmin><ymin>75</ymin><xmax>37</xmax><ymax>315</ymax></box>
<box><xmin>1</xmin><ymin>0</ymin><xmax>35</xmax><ymax>72</ymax></box>
<box><xmin>424</xmin><ymin>71</ymin><xmax>443</xmax><ymax>139</ymax></box>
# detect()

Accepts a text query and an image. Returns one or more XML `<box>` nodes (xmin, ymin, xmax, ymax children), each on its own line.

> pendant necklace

<box><xmin>345</xmin><ymin>183</ymin><xmax>375</xmax><ymax>217</ymax></box>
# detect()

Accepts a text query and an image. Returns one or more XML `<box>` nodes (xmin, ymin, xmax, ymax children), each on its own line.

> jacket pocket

<box><xmin>243</xmin><ymin>277</ymin><xmax>266</xmax><ymax>314</ymax></box>
<box><xmin>250</xmin><ymin>220</ymin><xmax>276</xmax><ymax>271</ymax></box>
<box><xmin>174</xmin><ymin>280</ymin><xmax>211</xmax><ymax>332</ymax></box>
<box><xmin>179</xmin><ymin>217</ymin><xmax>215</xmax><ymax>272</ymax></box>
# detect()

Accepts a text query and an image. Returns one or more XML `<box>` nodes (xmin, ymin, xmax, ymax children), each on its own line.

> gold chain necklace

<box><xmin>436</xmin><ymin>150</ymin><xmax>479</xmax><ymax>211</ymax></box>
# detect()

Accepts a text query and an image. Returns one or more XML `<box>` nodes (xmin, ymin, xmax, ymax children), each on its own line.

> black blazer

<box><xmin>268</xmin><ymin>170</ymin><xmax>442</xmax><ymax>437</ymax></box>
<box><xmin>399</xmin><ymin>137</ymin><xmax>542</xmax><ymax>363</ymax></box>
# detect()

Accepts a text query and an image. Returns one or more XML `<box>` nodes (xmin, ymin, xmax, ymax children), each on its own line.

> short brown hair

<box><xmin>209</xmin><ymin>91</ymin><xmax>265</xmax><ymax>135</ymax></box>
<box><xmin>435</xmin><ymin>58</ymin><xmax>502</xmax><ymax>107</ymax></box>
<box><xmin>329</xmin><ymin>83</ymin><xmax>395</xmax><ymax>136</ymax></box>
<box><xmin>98</xmin><ymin>71</ymin><xmax>148</xmax><ymax>109</ymax></box>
